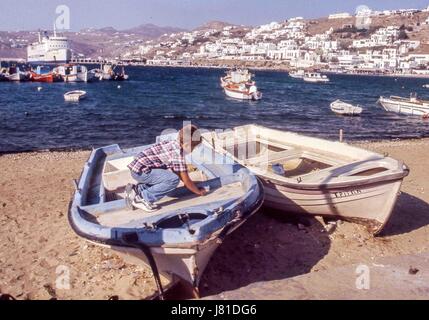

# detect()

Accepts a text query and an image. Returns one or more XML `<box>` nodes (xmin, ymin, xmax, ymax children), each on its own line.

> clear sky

<box><xmin>0</xmin><ymin>0</ymin><xmax>428</xmax><ymax>31</ymax></box>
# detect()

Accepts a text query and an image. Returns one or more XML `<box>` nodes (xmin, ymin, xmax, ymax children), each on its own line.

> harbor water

<box><xmin>1</xmin><ymin>66</ymin><xmax>429</xmax><ymax>153</ymax></box>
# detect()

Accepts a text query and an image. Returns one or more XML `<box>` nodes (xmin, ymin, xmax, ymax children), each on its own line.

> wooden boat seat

<box><xmin>97</xmin><ymin>181</ymin><xmax>245</xmax><ymax>228</ymax></box>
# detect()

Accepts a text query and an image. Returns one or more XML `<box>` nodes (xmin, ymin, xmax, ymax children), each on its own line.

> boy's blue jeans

<box><xmin>131</xmin><ymin>169</ymin><xmax>180</xmax><ymax>203</ymax></box>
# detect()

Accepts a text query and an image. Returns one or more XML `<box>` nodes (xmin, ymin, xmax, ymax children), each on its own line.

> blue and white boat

<box><xmin>68</xmin><ymin>137</ymin><xmax>264</xmax><ymax>298</ymax></box>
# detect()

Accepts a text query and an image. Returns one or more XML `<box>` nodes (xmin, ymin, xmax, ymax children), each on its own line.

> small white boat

<box><xmin>64</xmin><ymin>90</ymin><xmax>86</xmax><ymax>102</ymax></box>
<box><xmin>330</xmin><ymin>100</ymin><xmax>363</xmax><ymax>116</ymax></box>
<box><xmin>423</xmin><ymin>84</ymin><xmax>429</xmax><ymax>89</ymax></box>
<box><xmin>224</xmin><ymin>83</ymin><xmax>262</xmax><ymax>101</ymax></box>
<box><xmin>378</xmin><ymin>94</ymin><xmax>429</xmax><ymax>117</ymax></box>
<box><xmin>303</xmin><ymin>72</ymin><xmax>330</xmax><ymax>83</ymax></box>
<box><xmin>289</xmin><ymin>70</ymin><xmax>305</xmax><ymax>79</ymax></box>
<box><xmin>203</xmin><ymin>124</ymin><xmax>409</xmax><ymax>235</ymax></box>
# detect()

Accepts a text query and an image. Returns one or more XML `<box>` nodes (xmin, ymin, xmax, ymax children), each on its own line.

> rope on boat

<box><xmin>122</xmin><ymin>232</ymin><xmax>165</xmax><ymax>300</ymax></box>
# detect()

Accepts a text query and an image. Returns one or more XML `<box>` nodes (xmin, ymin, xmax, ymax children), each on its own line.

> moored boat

<box><xmin>289</xmin><ymin>70</ymin><xmax>305</xmax><ymax>79</ymax></box>
<box><xmin>1</xmin><ymin>66</ymin><xmax>31</xmax><ymax>82</ymax></box>
<box><xmin>220</xmin><ymin>69</ymin><xmax>262</xmax><ymax>100</ymax></box>
<box><xmin>303</xmin><ymin>72</ymin><xmax>330</xmax><ymax>83</ymax></box>
<box><xmin>53</xmin><ymin>64</ymin><xmax>95</xmax><ymax>83</ymax></box>
<box><xmin>68</xmin><ymin>139</ymin><xmax>264</xmax><ymax>296</ymax></box>
<box><xmin>203</xmin><ymin>124</ymin><xmax>409</xmax><ymax>235</ymax></box>
<box><xmin>224</xmin><ymin>83</ymin><xmax>262</xmax><ymax>101</ymax></box>
<box><xmin>30</xmin><ymin>66</ymin><xmax>62</xmax><ymax>83</ymax></box>
<box><xmin>330</xmin><ymin>100</ymin><xmax>363</xmax><ymax>116</ymax></box>
<box><xmin>378</xmin><ymin>94</ymin><xmax>429</xmax><ymax>117</ymax></box>
<box><xmin>64</xmin><ymin>90</ymin><xmax>87</xmax><ymax>102</ymax></box>
<box><xmin>422</xmin><ymin>84</ymin><xmax>429</xmax><ymax>89</ymax></box>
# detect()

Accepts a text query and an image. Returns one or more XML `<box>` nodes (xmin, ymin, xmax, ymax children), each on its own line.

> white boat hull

<box><xmin>330</xmin><ymin>100</ymin><xmax>363</xmax><ymax>116</ymax></box>
<box><xmin>205</xmin><ymin>124</ymin><xmax>409</xmax><ymax>235</ymax></box>
<box><xmin>379</xmin><ymin>97</ymin><xmax>429</xmax><ymax>116</ymax></box>
<box><xmin>304</xmin><ymin>78</ymin><xmax>330</xmax><ymax>83</ymax></box>
<box><xmin>224</xmin><ymin>87</ymin><xmax>262</xmax><ymax>101</ymax></box>
<box><xmin>262</xmin><ymin>178</ymin><xmax>403</xmax><ymax>234</ymax></box>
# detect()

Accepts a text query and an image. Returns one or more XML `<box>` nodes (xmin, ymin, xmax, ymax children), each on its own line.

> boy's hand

<box><xmin>198</xmin><ymin>188</ymin><xmax>207</xmax><ymax>196</ymax></box>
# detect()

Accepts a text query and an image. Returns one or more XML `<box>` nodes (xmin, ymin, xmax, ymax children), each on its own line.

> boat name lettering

<box><xmin>334</xmin><ymin>190</ymin><xmax>362</xmax><ymax>198</ymax></box>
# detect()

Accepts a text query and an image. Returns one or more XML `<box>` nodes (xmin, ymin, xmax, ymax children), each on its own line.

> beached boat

<box><xmin>330</xmin><ymin>100</ymin><xmax>363</xmax><ymax>116</ymax></box>
<box><xmin>68</xmin><ymin>141</ymin><xmax>264</xmax><ymax>297</ymax></box>
<box><xmin>203</xmin><ymin>124</ymin><xmax>409</xmax><ymax>235</ymax></box>
<box><xmin>1</xmin><ymin>66</ymin><xmax>31</xmax><ymax>82</ymax></box>
<box><xmin>289</xmin><ymin>70</ymin><xmax>305</xmax><ymax>79</ymax></box>
<box><xmin>303</xmin><ymin>72</ymin><xmax>330</xmax><ymax>83</ymax></box>
<box><xmin>53</xmin><ymin>64</ymin><xmax>96</xmax><ymax>83</ymax></box>
<box><xmin>64</xmin><ymin>90</ymin><xmax>86</xmax><ymax>102</ymax></box>
<box><xmin>30</xmin><ymin>66</ymin><xmax>62</xmax><ymax>83</ymax></box>
<box><xmin>378</xmin><ymin>94</ymin><xmax>429</xmax><ymax>117</ymax></box>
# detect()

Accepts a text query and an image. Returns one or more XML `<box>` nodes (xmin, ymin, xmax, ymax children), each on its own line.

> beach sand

<box><xmin>0</xmin><ymin>139</ymin><xmax>428</xmax><ymax>300</ymax></box>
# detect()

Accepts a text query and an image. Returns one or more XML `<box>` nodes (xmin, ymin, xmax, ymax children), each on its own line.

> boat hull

<box><xmin>304</xmin><ymin>78</ymin><xmax>330</xmax><ymax>83</ymax></box>
<box><xmin>224</xmin><ymin>87</ymin><xmax>262</xmax><ymax>101</ymax></box>
<box><xmin>68</xmin><ymin>142</ymin><xmax>264</xmax><ymax>291</ymax></box>
<box><xmin>379</xmin><ymin>97</ymin><xmax>429</xmax><ymax>116</ymax></box>
<box><xmin>261</xmin><ymin>178</ymin><xmax>403</xmax><ymax>234</ymax></box>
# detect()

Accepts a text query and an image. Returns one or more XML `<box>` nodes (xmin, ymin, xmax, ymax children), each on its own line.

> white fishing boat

<box><xmin>89</xmin><ymin>64</ymin><xmax>129</xmax><ymax>81</ymax></box>
<box><xmin>68</xmin><ymin>140</ymin><xmax>264</xmax><ymax>298</ymax></box>
<box><xmin>330</xmin><ymin>100</ymin><xmax>363</xmax><ymax>116</ymax></box>
<box><xmin>224</xmin><ymin>83</ymin><xmax>262</xmax><ymax>101</ymax></box>
<box><xmin>303</xmin><ymin>72</ymin><xmax>330</xmax><ymax>83</ymax></box>
<box><xmin>0</xmin><ymin>66</ymin><xmax>31</xmax><ymax>82</ymax></box>
<box><xmin>64</xmin><ymin>90</ymin><xmax>87</xmax><ymax>102</ymax></box>
<box><xmin>53</xmin><ymin>64</ymin><xmax>95</xmax><ymax>83</ymax></box>
<box><xmin>220</xmin><ymin>69</ymin><xmax>262</xmax><ymax>100</ymax></box>
<box><xmin>378</xmin><ymin>94</ymin><xmax>429</xmax><ymax>117</ymax></box>
<box><xmin>289</xmin><ymin>70</ymin><xmax>305</xmax><ymax>79</ymax></box>
<box><xmin>203</xmin><ymin>124</ymin><xmax>409</xmax><ymax>235</ymax></box>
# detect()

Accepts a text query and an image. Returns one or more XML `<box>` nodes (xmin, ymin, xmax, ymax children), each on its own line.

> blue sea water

<box><xmin>1</xmin><ymin>66</ymin><xmax>429</xmax><ymax>153</ymax></box>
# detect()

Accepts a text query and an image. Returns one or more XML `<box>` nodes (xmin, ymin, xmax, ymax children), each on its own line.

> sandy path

<box><xmin>0</xmin><ymin>139</ymin><xmax>428</xmax><ymax>299</ymax></box>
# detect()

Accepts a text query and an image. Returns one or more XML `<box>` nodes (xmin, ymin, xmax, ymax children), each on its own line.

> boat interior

<box><xmin>205</xmin><ymin>125</ymin><xmax>397</xmax><ymax>184</ymax></box>
<box><xmin>78</xmin><ymin>145</ymin><xmax>249</xmax><ymax>230</ymax></box>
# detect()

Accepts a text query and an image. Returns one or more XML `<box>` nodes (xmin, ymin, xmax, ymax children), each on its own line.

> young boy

<box><xmin>125</xmin><ymin>125</ymin><xmax>206</xmax><ymax>212</ymax></box>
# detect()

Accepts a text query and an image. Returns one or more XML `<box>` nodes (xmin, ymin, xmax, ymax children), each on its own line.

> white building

<box><xmin>328</xmin><ymin>13</ymin><xmax>351</xmax><ymax>19</ymax></box>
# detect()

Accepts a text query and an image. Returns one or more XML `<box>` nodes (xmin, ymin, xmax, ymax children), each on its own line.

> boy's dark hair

<box><xmin>179</xmin><ymin>124</ymin><xmax>202</xmax><ymax>149</ymax></box>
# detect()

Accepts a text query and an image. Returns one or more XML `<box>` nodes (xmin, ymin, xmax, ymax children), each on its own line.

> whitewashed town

<box><xmin>129</xmin><ymin>6</ymin><xmax>429</xmax><ymax>76</ymax></box>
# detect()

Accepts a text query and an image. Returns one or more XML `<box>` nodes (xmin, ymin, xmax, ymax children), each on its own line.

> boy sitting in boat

<box><xmin>125</xmin><ymin>125</ymin><xmax>206</xmax><ymax>212</ymax></box>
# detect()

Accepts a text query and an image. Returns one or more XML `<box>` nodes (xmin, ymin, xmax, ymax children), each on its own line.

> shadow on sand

<box><xmin>379</xmin><ymin>192</ymin><xmax>429</xmax><ymax>237</ymax></box>
<box><xmin>197</xmin><ymin>208</ymin><xmax>331</xmax><ymax>298</ymax></box>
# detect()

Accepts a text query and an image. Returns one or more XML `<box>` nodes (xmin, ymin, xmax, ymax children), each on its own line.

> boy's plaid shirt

<box><xmin>128</xmin><ymin>140</ymin><xmax>187</xmax><ymax>174</ymax></box>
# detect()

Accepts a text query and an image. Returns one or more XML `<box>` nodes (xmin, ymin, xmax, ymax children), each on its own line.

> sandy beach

<box><xmin>0</xmin><ymin>139</ymin><xmax>428</xmax><ymax>300</ymax></box>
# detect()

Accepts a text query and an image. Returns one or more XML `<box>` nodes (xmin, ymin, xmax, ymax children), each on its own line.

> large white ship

<box><xmin>27</xmin><ymin>29</ymin><xmax>71</xmax><ymax>64</ymax></box>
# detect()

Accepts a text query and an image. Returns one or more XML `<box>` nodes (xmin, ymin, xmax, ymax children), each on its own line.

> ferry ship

<box><xmin>27</xmin><ymin>29</ymin><xmax>71</xmax><ymax>64</ymax></box>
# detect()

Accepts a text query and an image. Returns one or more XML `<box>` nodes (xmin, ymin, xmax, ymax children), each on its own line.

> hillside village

<box><xmin>134</xmin><ymin>7</ymin><xmax>429</xmax><ymax>74</ymax></box>
<box><xmin>1</xmin><ymin>6</ymin><xmax>429</xmax><ymax>75</ymax></box>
